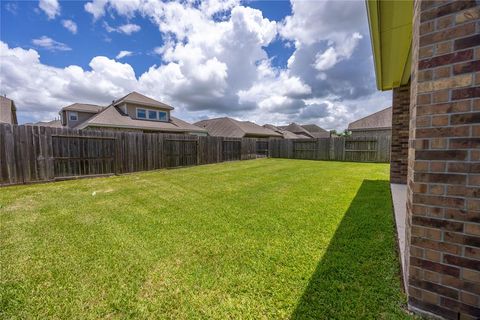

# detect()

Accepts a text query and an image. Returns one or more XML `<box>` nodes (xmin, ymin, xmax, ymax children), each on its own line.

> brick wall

<box><xmin>406</xmin><ymin>1</ymin><xmax>480</xmax><ymax>319</ymax></box>
<box><xmin>391</xmin><ymin>84</ymin><xmax>410</xmax><ymax>184</ymax></box>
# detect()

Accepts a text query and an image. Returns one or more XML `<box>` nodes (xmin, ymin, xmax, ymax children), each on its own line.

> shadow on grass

<box><xmin>291</xmin><ymin>180</ymin><xmax>407</xmax><ymax>319</ymax></box>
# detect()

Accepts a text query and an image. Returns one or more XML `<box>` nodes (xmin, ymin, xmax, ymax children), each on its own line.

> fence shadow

<box><xmin>291</xmin><ymin>180</ymin><xmax>406</xmax><ymax>319</ymax></box>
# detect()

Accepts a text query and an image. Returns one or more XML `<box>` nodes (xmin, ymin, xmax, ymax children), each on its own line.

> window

<box><xmin>158</xmin><ymin>111</ymin><xmax>167</xmax><ymax>121</ymax></box>
<box><xmin>137</xmin><ymin>108</ymin><xmax>146</xmax><ymax>119</ymax></box>
<box><xmin>69</xmin><ymin>111</ymin><xmax>78</xmax><ymax>121</ymax></box>
<box><xmin>136</xmin><ymin>108</ymin><xmax>167</xmax><ymax>121</ymax></box>
<box><xmin>148</xmin><ymin>110</ymin><xmax>157</xmax><ymax>120</ymax></box>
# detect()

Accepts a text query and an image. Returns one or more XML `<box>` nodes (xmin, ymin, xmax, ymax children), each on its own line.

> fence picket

<box><xmin>0</xmin><ymin>124</ymin><xmax>391</xmax><ymax>186</ymax></box>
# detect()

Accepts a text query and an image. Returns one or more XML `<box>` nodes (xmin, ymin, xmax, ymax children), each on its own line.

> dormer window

<box><xmin>136</xmin><ymin>107</ymin><xmax>168</xmax><ymax>122</ymax></box>
<box><xmin>148</xmin><ymin>110</ymin><xmax>157</xmax><ymax>120</ymax></box>
<box><xmin>137</xmin><ymin>108</ymin><xmax>146</xmax><ymax>119</ymax></box>
<box><xmin>158</xmin><ymin>111</ymin><xmax>167</xmax><ymax>121</ymax></box>
<box><xmin>69</xmin><ymin>111</ymin><xmax>78</xmax><ymax>121</ymax></box>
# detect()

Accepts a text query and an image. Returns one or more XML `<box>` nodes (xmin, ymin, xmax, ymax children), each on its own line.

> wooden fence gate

<box><xmin>222</xmin><ymin>140</ymin><xmax>241</xmax><ymax>161</ymax></box>
<box><xmin>256</xmin><ymin>141</ymin><xmax>269</xmax><ymax>157</ymax></box>
<box><xmin>163</xmin><ymin>139</ymin><xmax>198</xmax><ymax>168</ymax></box>
<box><xmin>344</xmin><ymin>139</ymin><xmax>378</xmax><ymax>162</ymax></box>
<box><xmin>52</xmin><ymin>135</ymin><xmax>116</xmax><ymax>178</ymax></box>
<box><xmin>293</xmin><ymin>140</ymin><xmax>317</xmax><ymax>159</ymax></box>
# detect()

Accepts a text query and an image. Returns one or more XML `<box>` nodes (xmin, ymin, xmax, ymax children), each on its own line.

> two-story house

<box><xmin>59</xmin><ymin>92</ymin><xmax>207</xmax><ymax>135</ymax></box>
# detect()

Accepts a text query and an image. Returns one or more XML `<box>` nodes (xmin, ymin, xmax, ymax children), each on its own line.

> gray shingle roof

<box><xmin>194</xmin><ymin>117</ymin><xmax>282</xmax><ymax>138</ymax></box>
<box><xmin>263</xmin><ymin>124</ymin><xmax>304</xmax><ymax>139</ymax></box>
<box><xmin>76</xmin><ymin>105</ymin><xmax>207</xmax><ymax>133</ymax></box>
<box><xmin>113</xmin><ymin>92</ymin><xmax>174</xmax><ymax>110</ymax></box>
<box><xmin>301</xmin><ymin>124</ymin><xmax>330</xmax><ymax>138</ymax></box>
<box><xmin>61</xmin><ymin>103</ymin><xmax>105</xmax><ymax>113</ymax></box>
<box><xmin>280</xmin><ymin>123</ymin><xmax>314</xmax><ymax>138</ymax></box>
<box><xmin>32</xmin><ymin>119</ymin><xmax>62</xmax><ymax>127</ymax></box>
<box><xmin>348</xmin><ymin>107</ymin><xmax>392</xmax><ymax>130</ymax></box>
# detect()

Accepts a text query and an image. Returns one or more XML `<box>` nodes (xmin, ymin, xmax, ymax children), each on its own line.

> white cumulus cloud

<box><xmin>1</xmin><ymin>0</ymin><xmax>392</xmax><ymax>130</ymax></box>
<box><xmin>62</xmin><ymin>19</ymin><xmax>78</xmax><ymax>34</ymax></box>
<box><xmin>104</xmin><ymin>23</ymin><xmax>141</xmax><ymax>35</ymax></box>
<box><xmin>116</xmin><ymin>50</ymin><xmax>133</xmax><ymax>59</ymax></box>
<box><xmin>39</xmin><ymin>0</ymin><xmax>60</xmax><ymax>20</ymax></box>
<box><xmin>31</xmin><ymin>36</ymin><xmax>71</xmax><ymax>51</ymax></box>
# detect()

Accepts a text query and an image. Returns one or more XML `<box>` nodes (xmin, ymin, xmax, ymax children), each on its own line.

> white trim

<box><xmin>135</xmin><ymin>107</ymin><xmax>169</xmax><ymax>122</ymax></box>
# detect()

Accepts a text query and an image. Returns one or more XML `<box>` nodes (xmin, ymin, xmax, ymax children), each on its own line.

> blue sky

<box><xmin>0</xmin><ymin>0</ymin><xmax>391</xmax><ymax>129</ymax></box>
<box><xmin>1</xmin><ymin>1</ymin><xmax>294</xmax><ymax>73</ymax></box>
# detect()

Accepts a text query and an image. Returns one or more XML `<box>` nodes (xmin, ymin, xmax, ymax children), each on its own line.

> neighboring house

<box><xmin>279</xmin><ymin>123</ymin><xmax>314</xmax><ymax>138</ymax></box>
<box><xmin>263</xmin><ymin>124</ymin><xmax>304</xmax><ymax>139</ymax></box>
<box><xmin>0</xmin><ymin>96</ymin><xmax>18</xmax><ymax>125</ymax></box>
<box><xmin>194</xmin><ymin>117</ymin><xmax>282</xmax><ymax>138</ymax></box>
<box><xmin>301</xmin><ymin>124</ymin><xmax>331</xmax><ymax>138</ymax></box>
<box><xmin>60</xmin><ymin>103</ymin><xmax>104</xmax><ymax>128</ymax></box>
<box><xmin>347</xmin><ymin>107</ymin><xmax>392</xmax><ymax>138</ymax></box>
<box><xmin>266</xmin><ymin>123</ymin><xmax>331</xmax><ymax>139</ymax></box>
<box><xmin>57</xmin><ymin>92</ymin><xmax>207</xmax><ymax>135</ymax></box>
<box><xmin>31</xmin><ymin>119</ymin><xmax>62</xmax><ymax>128</ymax></box>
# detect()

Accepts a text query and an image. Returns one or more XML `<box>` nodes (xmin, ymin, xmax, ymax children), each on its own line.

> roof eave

<box><xmin>366</xmin><ymin>0</ymin><xmax>413</xmax><ymax>91</ymax></box>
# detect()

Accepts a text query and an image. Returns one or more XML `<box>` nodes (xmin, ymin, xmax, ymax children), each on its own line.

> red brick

<box><xmin>450</xmin><ymin>112</ymin><xmax>480</xmax><ymax>124</ymax></box>
<box><xmin>413</xmin><ymin>194</ymin><xmax>465</xmax><ymax>208</ymax></box>
<box><xmin>429</xmin><ymin>184</ymin><xmax>445</xmax><ymax>195</ymax></box>
<box><xmin>421</xmin><ymin>1</ymin><xmax>477</xmax><ymax>22</ymax></box>
<box><xmin>465</xmin><ymin>246</ymin><xmax>480</xmax><ymax>259</ymax></box>
<box><xmin>416</xmin><ymin>150</ymin><xmax>468</xmax><ymax>160</ymax></box>
<box><xmin>444</xmin><ymin>208</ymin><xmax>480</xmax><ymax>222</ymax></box>
<box><xmin>420</xmin><ymin>45</ymin><xmax>434</xmax><ymax>59</ymax></box>
<box><xmin>419</xmin><ymin>49</ymin><xmax>473</xmax><ymax>70</ymax></box>
<box><xmin>420</xmin><ymin>20</ymin><xmax>435</xmax><ymax>35</ymax></box>
<box><xmin>433</xmin><ymin>66</ymin><xmax>451</xmax><ymax>80</ymax></box>
<box><xmin>417</xmin><ymin>100</ymin><xmax>471</xmax><ymax>115</ymax></box>
<box><xmin>450</xmin><ymin>138</ymin><xmax>480</xmax><ymax>149</ymax></box>
<box><xmin>424</xmin><ymin>270</ymin><xmax>441</xmax><ymax>282</ymax></box>
<box><xmin>437</xmin><ymin>15</ymin><xmax>454</xmax><ymax>29</ymax></box>
<box><xmin>425</xmin><ymin>249</ymin><xmax>442</xmax><ymax>262</ymax></box>
<box><xmin>462</xmin><ymin>269</ymin><xmax>480</xmax><ymax>282</ymax></box>
<box><xmin>420</xmin><ymin>22</ymin><xmax>476</xmax><ymax>47</ymax></box>
<box><xmin>412</xmin><ymin>216</ymin><xmax>464</xmax><ymax>232</ymax></box>
<box><xmin>440</xmin><ymin>297</ymin><xmax>480</xmax><ymax>317</ymax></box>
<box><xmin>467</xmin><ymin>199</ymin><xmax>480</xmax><ymax>211</ymax></box>
<box><xmin>418</xmin><ymin>93</ymin><xmax>432</xmax><ymax>105</ymax></box>
<box><xmin>411</xmin><ymin>277</ymin><xmax>459</xmax><ymax>299</ymax></box>
<box><xmin>416</xmin><ymin>126</ymin><xmax>470</xmax><ymax>138</ymax></box>
<box><xmin>459</xmin><ymin>291</ymin><xmax>478</xmax><ymax>308</ymax></box>
<box><xmin>430</xmin><ymin>161</ymin><xmax>446</xmax><ymax>172</ymax></box>
<box><xmin>444</xmin><ymin>231</ymin><xmax>480</xmax><ymax>247</ymax></box>
<box><xmin>453</xmin><ymin>60</ymin><xmax>480</xmax><ymax>75</ymax></box>
<box><xmin>454</xmin><ymin>34</ymin><xmax>480</xmax><ymax>50</ymax></box>
<box><xmin>415</xmin><ymin>172</ymin><xmax>467</xmax><ymax>184</ymax></box>
<box><xmin>419</xmin><ymin>69</ymin><xmax>433</xmax><ymax>81</ymax></box>
<box><xmin>409</xmin><ymin>297</ymin><xmax>458</xmax><ymax>320</ymax></box>
<box><xmin>431</xmin><ymin>114</ymin><xmax>448</xmax><ymax>125</ymax></box>
<box><xmin>468</xmin><ymin>175</ymin><xmax>480</xmax><ymax>186</ymax></box>
<box><xmin>435</xmin><ymin>41</ymin><xmax>453</xmax><ymax>55</ymax></box>
<box><xmin>452</xmin><ymin>87</ymin><xmax>480</xmax><ymax>100</ymax></box>
<box><xmin>444</xmin><ymin>254</ymin><xmax>480</xmax><ymax>270</ymax></box>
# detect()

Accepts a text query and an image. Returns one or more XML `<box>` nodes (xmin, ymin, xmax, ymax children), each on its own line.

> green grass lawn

<box><xmin>0</xmin><ymin>159</ymin><xmax>411</xmax><ymax>319</ymax></box>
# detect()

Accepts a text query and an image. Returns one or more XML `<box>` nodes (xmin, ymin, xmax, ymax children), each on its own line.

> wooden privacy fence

<box><xmin>269</xmin><ymin>136</ymin><xmax>391</xmax><ymax>163</ymax></box>
<box><xmin>0</xmin><ymin>124</ymin><xmax>390</xmax><ymax>186</ymax></box>
<box><xmin>0</xmin><ymin>124</ymin><xmax>258</xmax><ymax>185</ymax></box>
